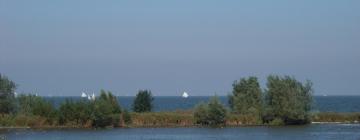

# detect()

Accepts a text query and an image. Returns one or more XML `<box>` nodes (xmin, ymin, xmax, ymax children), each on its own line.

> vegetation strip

<box><xmin>1</xmin><ymin>73</ymin><xmax>359</xmax><ymax>128</ymax></box>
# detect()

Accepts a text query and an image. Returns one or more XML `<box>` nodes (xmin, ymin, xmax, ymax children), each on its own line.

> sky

<box><xmin>0</xmin><ymin>0</ymin><xmax>359</xmax><ymax>96</ymax></box>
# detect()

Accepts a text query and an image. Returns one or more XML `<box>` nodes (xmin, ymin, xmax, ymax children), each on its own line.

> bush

<box><xmin>265</xmin><ymin>75</ymin><xmax>313</xmax><ymax>125</ymax></box>
<box><xmin>58</xmin><ymin>99</ymin><xmax>78</xmax><ymax>125</ymax></box>
<box><xmin>0</xmin><ymin>114</ymin><xmax>15</xmax><ymax>126</ymax></box>
<box><xmin>132</xmin><ymin>90</ymin><xmax>154</xmax><ymax>113</ymax></box>
<box><xmin>17</xmin><ymin>94</ymin><xmax>57</xmax><ymax>125</ymax></box>
<box><xmin>269</xmin><ymin>118</ymin><xmax>285</xmax><ymax>126</ymax></box>
<box><xmin>59</xmin><ymin>99</ymin><xmax>92</xmax><ymax>126</ymax></box>
<box><xmin>194</xmin><ymin>96</ymin><xmax>227</xmax><ymax>126</ymax></box>
<box><xmin>123</xmin><ymin>109</ymin><xmax>132</xmax><ymax>125</ymax></box>
<box><xmin>194</xmin><ymin>102</ymin><xmax>209</xmax><ymax>125</ymax></box>
<box><xmin>92</xmin><ymin>90</ymin><xmax>122</xmax><ymax>127</ymax></box>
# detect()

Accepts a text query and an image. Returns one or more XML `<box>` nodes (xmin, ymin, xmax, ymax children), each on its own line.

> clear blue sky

<box><xmin>1</xmin><ymin>0</ymin><xmax>359</xmax><ymax>96</ymax></box>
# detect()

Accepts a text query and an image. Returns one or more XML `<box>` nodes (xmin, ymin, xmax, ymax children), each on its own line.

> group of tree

<box><xmin>225</xmin><ymin>75</ymin><xmax>313</xmax><ymax>125</ymax></box>
<box><xmin>1</xmin><ymin>72</ymin><xmax>313</xmax><ymax>127</ymax></box>
<box><xmin>194</xmin><ymin>75</ymin><xmax>313</xmax><ymax>126</ymax></box>
<box><xmin>0</xmin><ymin>73</ymin><xmax>155</xmax><ymax>128</ymax></box>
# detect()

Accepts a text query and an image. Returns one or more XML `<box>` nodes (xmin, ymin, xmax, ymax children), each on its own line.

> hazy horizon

<box><xmin>1</xmin><ymin>0</ymin><xmax>359</xmax><ymax>96</ymax></box>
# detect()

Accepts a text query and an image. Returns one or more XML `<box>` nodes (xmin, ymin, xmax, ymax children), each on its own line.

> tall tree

<box><xmin>229</xmin><ymin>76</ymin><xmax>263</xmax><ymax>118</ymax></box>
<box><xmin>0</xmin><ymin>73</ymin><xmax>17</xmax><ymax>114</ymax></box>
<box><xmin>132</xmin><ymin>90</ymin><xmax>153</xmax><ymax>112</ymax></box>
<box><xmin>265</xmin><ymin>75</ymin><xmax>313</xmax><ymax>124</ymax></box>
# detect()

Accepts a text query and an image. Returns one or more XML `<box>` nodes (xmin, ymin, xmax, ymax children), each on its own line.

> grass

<box><xmin>130</xmin><ymin>110</ymin><xmax>194</xmax><ymax>127</ymax></box>
<box><xmin>312</xmin><ymin>112</ymin><xmax>360</xmax><ymax>123</ymax></box>
<box><xmin>1</xmin><ymin>112</ymin><xmax>360</xmax><ymax>129</ymax></box>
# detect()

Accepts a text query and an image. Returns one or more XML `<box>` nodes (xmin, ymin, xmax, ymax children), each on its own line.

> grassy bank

<box><xmin>2</xmin><ymin>111</ymin><xmax>359</xmax><ymax>129</ymax></box>
<box><xmin>312</xmin><ymin>112</ymin><xmax>360</xmax><ymax>123</ymax></box>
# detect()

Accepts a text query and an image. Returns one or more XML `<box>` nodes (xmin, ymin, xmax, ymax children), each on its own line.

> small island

<box><xmin>0</xmin><ymin>73</ymin><xmax>359</xmax><ymax>129</ymax></box>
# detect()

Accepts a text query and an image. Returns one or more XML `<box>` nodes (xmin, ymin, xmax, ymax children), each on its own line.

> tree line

<box><xmin>0</xmin><ymin>73</ymin><xmax>313</xmax><ymax>127</ymax></box>
<box><xmin>194</xmin><ymin>75</ymin><xmax>313</xmax><ymax>126</ymax></box>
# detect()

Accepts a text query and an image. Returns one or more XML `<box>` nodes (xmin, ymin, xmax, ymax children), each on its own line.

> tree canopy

<box><xmin>265</xmin><ymin>75</ymin><xmax>313</xmax><ymax>124</ymax></box>
<box><xmin>194</xmin><ymin>96</ymin><xmax>227</xmax><ymax>126</ymax></box>
<box><xmin>229</xmin><ymin>77</ymin><xmax>263</xmax><ymax>116</ymax></box>
<box><xmin>0</xmin><ymin>73</ymin><xmax>17</xmax><ymax>114</ymax></box>
<box><xmin>132</xmin><ymin>90</ymin><xmax>154</xmax><ymax>113</ymax></box>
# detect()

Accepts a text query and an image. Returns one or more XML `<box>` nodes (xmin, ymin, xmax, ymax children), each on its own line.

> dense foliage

<box><xmin>228</xmin><ymin>76</ymin><xmax>263</xmax><ymax>123</ymax></box>
<box><xmin>132</xmin><ymin>90</ymin><xmax>154</xmax><ymax>113</ymax></box>
<box><xmin>194</xmin><ymin>96</ymin><xmax>227</xmax><ymax>126</ymax></box>
<box><xmin>58</xmin><ymin>90</ymin><xmax>123</xmax><ymax>127</ymax></box>
<box><xmin>17</xmin><ymin>94</ymin><xmax>58</xmax><ymax>124</ymax></box>
<box><xmin>264</xmin><ymin>75</ymin><xmax>313</xmax><ymax>125</ymax></box>
<box><xmin>0</xmin><ymin>73</ymin><xmax>318</xmax><ymax>128</ymax></box>
<box><xmin>0</xmin><ymin>74</ymin><xmax>17</xmax><ymax>114</ymax></box>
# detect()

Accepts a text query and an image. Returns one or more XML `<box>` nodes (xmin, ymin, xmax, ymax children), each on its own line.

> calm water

<box><xmin>1</xmin><ymin>124</ymin><xmax>360</xmax><ymax>140</ymax></box>
<box><xmin>45</xmin><ymin>96</ymin><xmax>360</xmax><ymax>112</ymax></box>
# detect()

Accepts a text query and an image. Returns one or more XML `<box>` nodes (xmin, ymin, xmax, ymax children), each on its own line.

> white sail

<box><xmin>87</xmin><ymin>95</ymin><xmax>91</xmax><ymax>100</ymax></box>
<box><xmin>91</xmin><ymin>93</ymin><xmax>96</xmax><ymax>100</ymax></box>
<box><xmin>81</xmin><ymin>92</ymin><xmax>87</xmax><ymax>97</ymax></box>
<box><xmin>182</xmin><ymin>92</ymin><xmax>189</xmax><ymax>98</ymax></box>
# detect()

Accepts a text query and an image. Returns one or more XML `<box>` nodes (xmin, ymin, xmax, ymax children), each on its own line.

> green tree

<box><xmin>265</xmin><ymin>75</ymin><xmax>313</xmax><ymax>125</ymax></box>
<box><xmin>92</xmin><ymin>90</ymin><xmax>122</xmax><ymax>127</ymax></box>
<box><xmin>194</xmin><ymin>102</ymin><xmax>209</xmax><ymax>125</ymax></box>
<box><xmin>207</xmin><ymin>96</ymin><xmax>227</xmax><ymax>125</ymax></box>
<box><xmin>58</xmin><ymin>99</ymin><xmax>77</xmax><ymax>125</ymax></box>
<box><xmin>99</xmin><ymin>89</ymin><xmax>121</xmax><ymax>113</ymax></box>
<box><xmin>92</xmin><ymin>99</ymin><xmax>116</xmax><ymax>127</ymax></box>
<box><xmin>0</xmin><ymin>74</ymin><xmax>16</xmax><ymax>114</ymax></box>
<box><xmin>229</xmin><ymin>77</ymin><xmax>263</xmax><ymax>116</ymax></box>
<box><xmin>17</xmin><ymin>94</ymin><xmax>58</xmax><ymax>124</ymax></box>
<box><xmin>132</xmin><ymin>90</ymin><xmax>153</xmax><ymax>112</ymax></box>
<box><xmin>194</xmin><ymin>96</ymin><xmax>227</xmax><ymax>126</ymax></box>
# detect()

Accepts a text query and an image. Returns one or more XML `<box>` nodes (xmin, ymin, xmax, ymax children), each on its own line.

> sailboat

<box><xmin>81</xmin><ymin>92</ymin><xmax>87</xmax><ymax>98</ymax></box>
<box><xmin>91</xmin><ymin>93</ymin><xmax>96</xmax><ymax>100</ymax></box>
<box><xmin>182</xmin><ymin>92</ymin><xmax>189</xmax><ymax>98</ymax></box>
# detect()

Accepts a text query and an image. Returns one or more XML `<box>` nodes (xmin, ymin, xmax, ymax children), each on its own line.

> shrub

<box><xmin>58</xmin><ymin>99</ymin><xmax>78</xmax><ymax>125</ymax></box>
<box><xmin>0</xmin><ymin>114</ymin><xmax>15</xmax><ymax>126</ymax></box>
<box><xmin>92</xmin><ymin>99</ymin><xmax>116</xmax><ymax>127</ymax></box>
<box><xmin>92</xmin><ymin>90</ymin><xmax>122</xmax><ymax>127</ymax></box>
<box><xmin>207</xmin><ymin>97</ymin><xmax>227</xmax><ymax>125</ymax></box>
<box><xmin>269</xmin><ymin>118</ymin><xmax>285</xmax><ymax>126</ymax></box>
<box><xmin>123</xmin><ymin>109</ymin><xmax>132</xmax><ymax>125</ymax></box>
<box><xmin>17</xmin><ymin>94</ymin><xmax>57</xmax><ymax>125</ymax></box>
<box><xmin>132</xmin><ymin>90</ymin><xmax>154</xmax><ymax>113</ymax></box>
<box><xmin>194</xmin><ymin>96</ymin><xmax>227</xmax><ymax>126</ymax></box>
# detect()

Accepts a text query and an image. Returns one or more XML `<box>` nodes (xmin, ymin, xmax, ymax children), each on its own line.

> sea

<box><xmin>44</xmin><ymin>96</ymin><xmax>360</xmax><ymax>112</ymax></box>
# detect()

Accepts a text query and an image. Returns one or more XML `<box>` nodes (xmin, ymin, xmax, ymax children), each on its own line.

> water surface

<box><xmin>1</xmin><ymin>124</ymin><xmax>360</xmax><ymax>140</ymax></box>
<box><xmin>45</xmin><ymin>96</ymin><xmax>360</xmax><ymax>112</ymax></box>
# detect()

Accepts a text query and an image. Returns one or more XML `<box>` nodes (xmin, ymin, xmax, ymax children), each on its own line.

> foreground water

<box><xmin>45</xmin><ymin>96</ymin><xmax>360</xmax><ymax>112</ymax></box>
<box><xmin>1</xmin><ymin>124</ymin><xmax>360</xmax><ymax>140</ymax></box>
